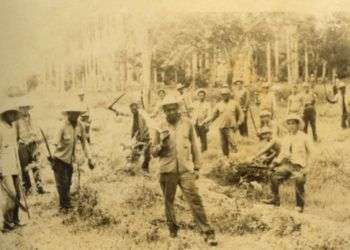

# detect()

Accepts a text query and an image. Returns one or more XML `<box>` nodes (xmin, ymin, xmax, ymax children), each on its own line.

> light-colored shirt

<box><xmin>302</xmin><ymin>91</ymin><xmax>316</xmax><ymax>108</ymax></box>
<box><xmin>53</xmin><ymin>120</ymin><xmax>90</xmax><ymax>164</ymax></box>
<box><xmin>151</xmin><ymin>117</ymin><xmax>200</xmax><ymax>173</ymax></box>
<box><xmin>16</xmin><ymin>115</ymin><xmax>40</xmax><ymax>145</ymax></box>
<box><xmin>0</xmin><ymin>120</ymin><xmax>20</xmax><ymax>176</ymax></box>
<box><xmin>179</xmin><ymin>93</ymin><xmax>193</xmax><ymax>117</ymax></box>
<box><xmin>276</xmin><ymin>131</ymin><xmax>311</xmax><ymax>168</ymax></box>
<box><xmin>287</xmin><ymin>94</ymin><xmax>304</xmax><ymax>115</ymax></box>
<box><xmin>212</xmin><ymin>100</ymin><xmax>243</xmax><ymax>129</ymax></box>
<box><xmin>192</xmin><ymin>100</ymin><xmax>211</xmax><ymax>126</ymax></box>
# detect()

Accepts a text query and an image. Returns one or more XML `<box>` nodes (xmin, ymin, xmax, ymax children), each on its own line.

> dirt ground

<box><xmin>1</xmin><ymin>89</ymin><xmax>350</xmax><ymax>250</ymax></box>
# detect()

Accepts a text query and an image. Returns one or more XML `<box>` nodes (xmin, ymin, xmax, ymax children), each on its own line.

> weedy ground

<box><xmin>0</xmin><ymin>85</ymin><xmax>350</xmax><ymax>250</ymax></box>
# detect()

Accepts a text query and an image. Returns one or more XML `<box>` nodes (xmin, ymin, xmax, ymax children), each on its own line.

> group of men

<box><xmin>0</xmin><ymin>92</ymin><xmax>93</xmax><ymax>233</ymax></box>
<box><xmin>1</xmin><ymin>78</ymin><xmax>349</xmax><ymax>246</ymax></box>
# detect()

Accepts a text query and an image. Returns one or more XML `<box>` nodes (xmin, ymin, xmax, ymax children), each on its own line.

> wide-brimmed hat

<box><xmin>176</xmin><ymin>83</ymin><xmax>186</xmax><ymax>90</ymax></box>
<box><xmin>157</xmin><ymin>89</ymin><xmax>166</xmax><ymax>95</ymax></box>
<box><xmin>259</xmin><ymin>110</ymin><xmax>272</xmax><ymax>118</ymax></box>
<box><xmin>196</xmin><ymin>88</ymin><xmax>207</xmax><ymax>96</ymax></box>
<box><xmin>17</xmin><ymin>97</ymin><xmax>34</xmax><ymax>109</ymax></box>
<box><xmin>233</xmin><ymin>79</ymin><xmax>244</xmax><ymax>85</ymax></box>
<box><xmin>262</xmin><ymin>82</ymin><xmax>270</xmax><ymax>88</ymax></box>
<box><xmin>285</xmin><ymin>114</ymin><xmax>304</xmax><ymax>129</ymax></box>
<box><xmin>62</xmin><ymin>104</ymin><xmax>86</xmax><ymax>114</ymax></box>
<box><xmin>258</xmin><ymin>126</ymin><xmax>272</xmax><ymax>136</ymax></box>
<box><xmin>161</xmin><ymin>95</ymin><xmax>180</xmax><ymax>108</ymax></box>
<box><xmin>337</xmin><ymin>81</ymin><xmax>346</xmax><ymax>88</ymax></box>
<box><xmin>0</xmin><ymin>103</ymin><xmax>19</xmax><ymax>115</ymax></box>
<box><xmin>220</xmin><ymin>88</ymin><xmax>231</xmax><ymax>95</ymax></box>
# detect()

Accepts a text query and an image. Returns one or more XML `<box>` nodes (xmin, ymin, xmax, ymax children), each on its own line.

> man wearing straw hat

<box><xmin>77</xmin><ymin>90</ymin><xmax>92</xmax><ymax>144</ymax></box>
<box><xmin>263</xmin><ymin>114</ymin><xmax>311</xmax><ymax>213</ymax></box>
<box><xmin>151</xmin><ymin>95</ymin><xmax>217</xmax><ymax>245</ymax></box>
<box><xmin>192</xmin><ymin>88</ymin><xmax>211</xmax><ymax>152</ymax></box>
<box><xmin>257</xmin><ymin>82</ymin><xmax>276</xmax><ymax>119</ymax></box>
<box><xmin>301</xmin><ymin>82</ymin><xmax>318</xmax><ymax>142</ymax></box>
<box><xmin>16</xmin><ymin>99</ymin><xmax>47</xmax><ymax>195</ymax></box>
<box><xmin>176</xmin><ymin>83</ymin><xmax>193</xmax><ymax>118</ymax></box>
<box><xmin>0</xmin><ymin>103</ymin><xmax>24</xmax><ymax>231</ymax></box>
<box><xmin>206</xmin><ymin>87</ymin><xmax>243</xmax><ymax>157</ymax></box>
<box><xmin>49</xmin><ymin>104</ymin><xmax>94</xmax><ymax>213</ymax></box>
<box><xmin>234</xmin><ymin>79</ymin><xmax>250</xmax><ymax>137</ymax></box>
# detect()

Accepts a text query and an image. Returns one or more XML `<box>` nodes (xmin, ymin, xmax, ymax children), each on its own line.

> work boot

<box><xmin>295</xmin><ymin>206</ymin><xmax>303</xmax><ymax>213</ymax></box>
<box><xmin>2</xmin><ymin>222</ymin><xmax>15</xmax><ymax>233</ymax></box>
<box><xmin>204</xmin><ymin>231</ymin><xmax>218</xmax><ymax>246</ymax></box>
<box><xmin>262</xmin><ymin>198</ymin><xmax>280</xmax><ymax>206</ymax></box>
<box><xmin>14</xmin><ymin>221</ymin><xmax>25</xmax><ymax>228</ymax></box>
<box><xmin>169</xmin><ymin>224</ymin><xmax>179</xmax><ymax>238</ymax></box>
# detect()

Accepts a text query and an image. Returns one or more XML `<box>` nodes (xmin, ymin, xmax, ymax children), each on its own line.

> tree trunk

<box><xmin>286</xmin><ymin>30</ymin><xmax>292</xmax><ymax>84</ymax></box>
<box><xmin>141</xmin><ymin>29</ymin><xmax>152</xmax><ymax>111</ymax></box>
<box><xmin>274</xmin><ymin>39</ymin><xmax>279</xmax><ymax>81</ymax></box>
<box><xmin>332</xmin><ymin>67</ymin><xmax>337</xmax><ymax>83</ymax></box>
<box><xmin>294</xmin><ymin>35</ymin><xmax>299</xmax><ymax>83</ymax></box>
<box><xmin>304</xmin><ymin>42</ymin><xmax>309</xmax><ymax>82</ymax></box>
<box><xmin>321</xmin><ymin>60</ymin><xmax>327</xmax><ymax>81</ymax></box>
<box><xmin>191</xmin><ymin>52</ymin><xmax>198</xmax><ymax>87</ymax></box>
<box><xmin>266</xmin><ymin>42</ymin><xmax>272</xmax><ymax>83</ymax></box>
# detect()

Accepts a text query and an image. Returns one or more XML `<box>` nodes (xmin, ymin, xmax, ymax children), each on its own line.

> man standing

<box><xmin>287</xmin><ymin>85</ymin><xmax>304</xmax><ymax>115</ymax></box>
<box><xmin>0</xmin><ymin>104</ymin><xmax>24</xmax><ymax>231</ymax></box>
<box><xmin>129</xmin><ymin>102</ymin><xmax>151</xmax><ymax>172</ymax></box>
<box><xmin>151</xmin><ymin>89</ymin><xmax>167</xmax><ymax>119</ymax></box>
<box><xmin>333</xmin><ymin>80</ymin><xmax>350</xmax><ymax>128</ymax></box>
<box><xmin>176</xmin><ymin>83</ymin><xmax>193</xmax><ymax>118</ymax></box>
<box><xmin>50</xmin><ymin>106</ymin><xmax>94</xmax><ymax>213</ymax></box>
<box><xmin>151</xmin><ymin>96</ymin><xmax>217</xmax><ymax>245</ymax></box>
<box><xmin>207</xmin><ymin>88</ymin><xmax>243</xmax><ymax>157</ymax></box>
<box><xmin>16</xmin><ymin>101</ymin><xmax>46</xmax><ymax>195</ymax></box>
<box><xmin>257</xmin><ymin>82</ymin><xmax>276</xmax><ymax>119</ymax></box>
<box><xmin>77</xmin><ymin>90</ymin><xmax>91</xmax><ymax>144</ymax></box>
<box><xmin>235</xmin><ymin>80</ymin><xmax>250</xmax><ymax>137</ymax></box>
<box><xmin>301</xmin><ymin>82</ymin><xmax>318</xmax><ymax>141</ymax></box>
<box><xmin>264</xmin><ymin>114</ymin><xmax>311</xmax><ymax>213</ymax></box>
<box><xmin>192</xmin><ymin>89</ymin><xmax>211</xmax><ymax>152</ymax></box>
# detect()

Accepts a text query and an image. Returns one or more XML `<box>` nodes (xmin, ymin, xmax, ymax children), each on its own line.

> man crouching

<box><xmin>264</xmin><ymin>114</ymin><xmax>311</xmax><ymax>213</ymax></box>
<box><xmin>151</xmin><ymin>95</ymin><xmax>217</xmax><ymax>245</ymax></box>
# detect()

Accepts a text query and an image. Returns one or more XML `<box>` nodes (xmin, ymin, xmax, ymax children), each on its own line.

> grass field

<box><xmin>1</xmin><ymin>86</ymin><xmax>350</xmax><ymax>250</ymax></box>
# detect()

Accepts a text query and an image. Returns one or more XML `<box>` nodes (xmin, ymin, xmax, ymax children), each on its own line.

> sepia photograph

<box><xmin>1</xmin><ymin>0</ymin><xmax>350</xmax><ymax>249</ymax></box>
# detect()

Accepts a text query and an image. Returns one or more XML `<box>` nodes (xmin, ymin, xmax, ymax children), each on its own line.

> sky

<box><xmin>0</xmin><ymin>0</ymin><xmax>349</xmax><ymax>89</ymax></box>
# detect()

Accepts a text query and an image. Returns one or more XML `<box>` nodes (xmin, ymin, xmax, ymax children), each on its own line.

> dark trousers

<box><xmin>195</xmin><ymin>125</ymin><xmax>208</xmax><ymax>152</ymax></box>
<box><xmin>220</xmin><ymin>128</ymin><xmax>237</xmax><ymax>156</ymax></box>
<box><xmin>2</xmin><ymin>175</ymin><xmax>21</xmax><ymax>226</ymax></box>
<box><xmin>341</xmin><ymin>113</ymin><xmax>350</xmax><ymax>128</ymax></box>
<box><xmin>303</xmin><ymin>108</ymin><xmax>317</xmax><ymax>141</ymax></box>
<box><xmin>141</xmin><ymin>144</ymin><xmax>151</xmax><ymax>171</ymax></box>
<box><xmin>18</xmin><ymin>142</ymin><xmax>43</xmax><ymax>193</ymax></box>
<box><xmin>238</xmin><ymin>111</ymin><xmax>248</xmax><ymax>137</ymax></box>
<box><xmin>159</xmin><ymin>171</ymin><xmax>213</xmax><ymax>235</ymax></box>
<box><xmin>270</xmin><ymin>164</ymin><xmax>306</xmax><ymax>208</ymax></box>
<box><xmin>52</xmin><ymin>158</ymin><xmax>73</xmax><ymax>209</ymax></box>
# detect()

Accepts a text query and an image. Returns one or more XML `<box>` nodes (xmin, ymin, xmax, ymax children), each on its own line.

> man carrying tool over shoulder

<box><xmin>0</xmin><ymin>103</ymin><xmax>26</xmax><ymax>232</ymax></box>
<box><xmin>48</xmin><ymin>105</ymin><xmax>94</xmax><ymax>213</ymax></box>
